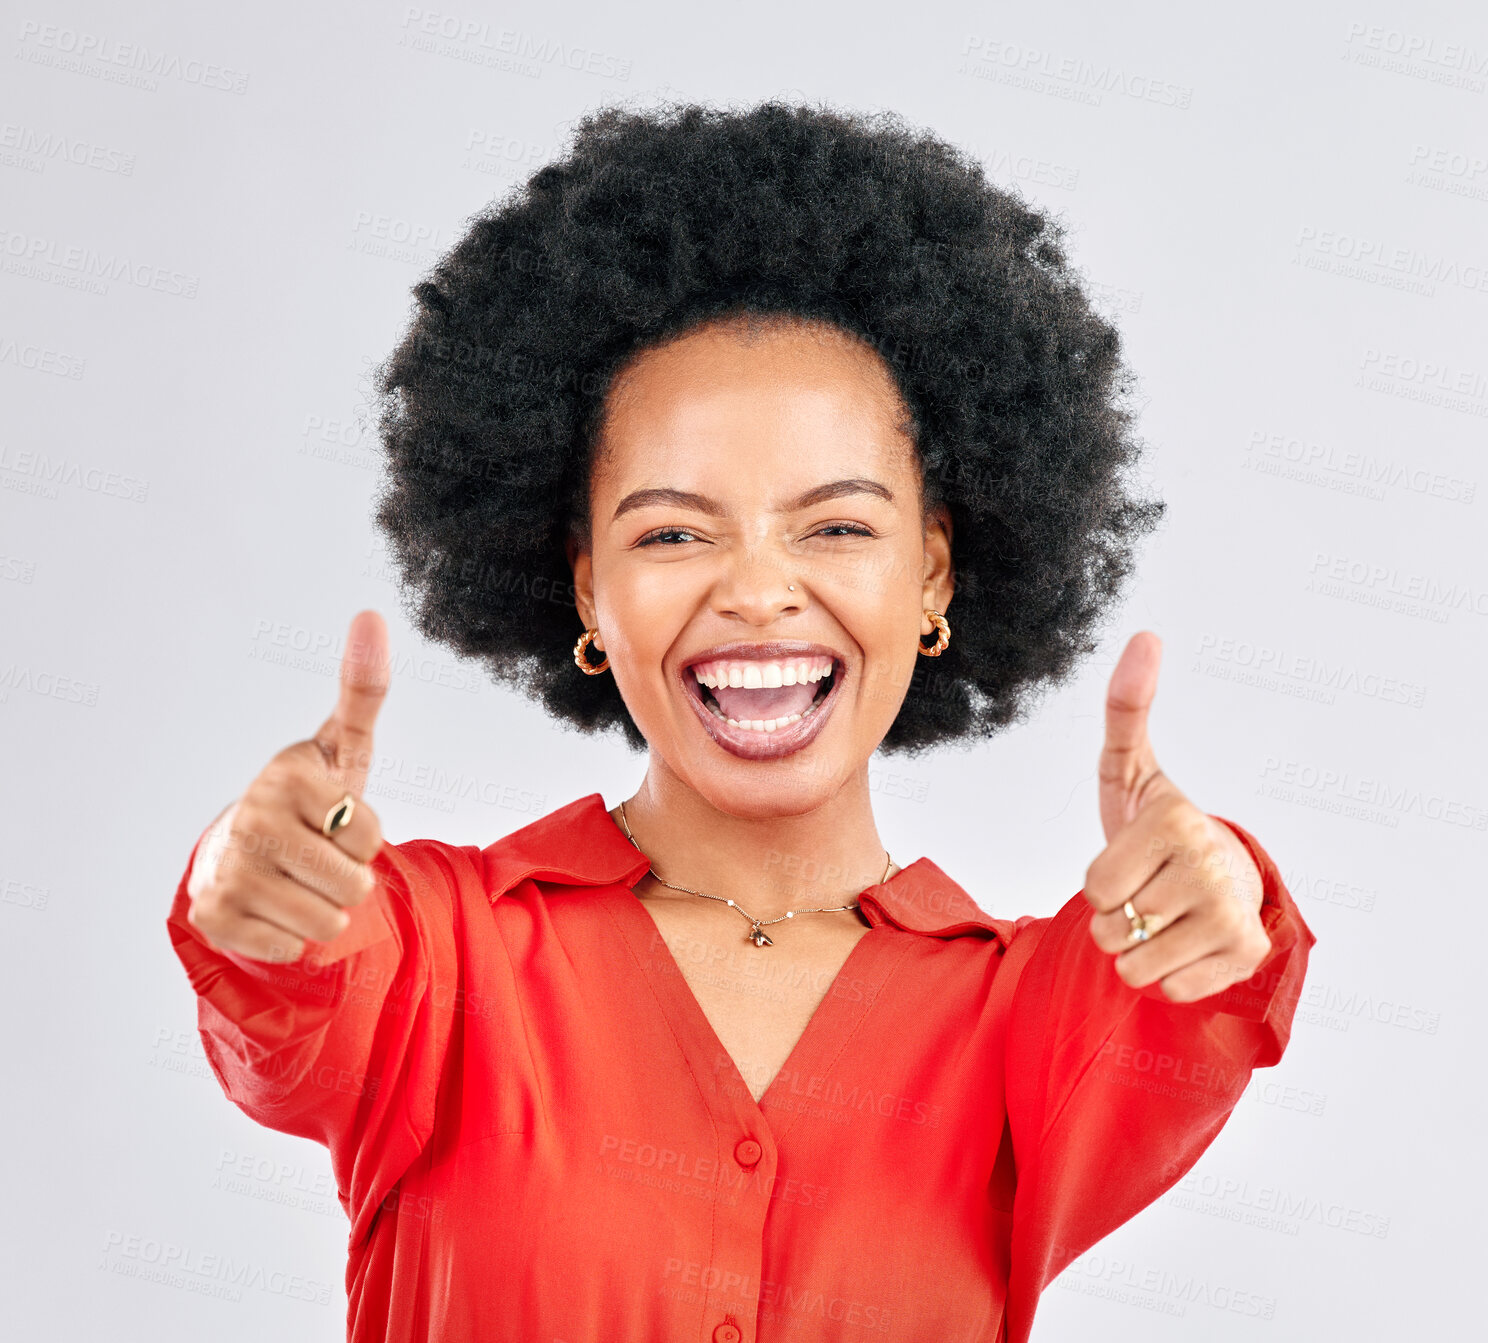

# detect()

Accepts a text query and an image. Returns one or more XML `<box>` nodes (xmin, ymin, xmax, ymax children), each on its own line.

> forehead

<box><xmin>592</xmin><ymin>316</ymin><xmax>919</xmax><ymax>493</ymax></box>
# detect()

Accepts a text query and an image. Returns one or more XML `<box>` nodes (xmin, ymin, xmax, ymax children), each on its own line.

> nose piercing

<box><xmin>788</xmin><ymin>585</ymin><xmax>796</xmax><ymax>592</ymax></box>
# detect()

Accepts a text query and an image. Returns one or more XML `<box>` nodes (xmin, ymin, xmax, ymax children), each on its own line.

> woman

<box><xmin>167</xmin><ymin>101</ymin><xmax>1314</xmax><ymax>1342</ymax></box>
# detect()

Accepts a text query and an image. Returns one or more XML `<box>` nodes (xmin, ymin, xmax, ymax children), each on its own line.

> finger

<box><xmin>1097</xmin><ymin>631</ymin><xmax>1173</xmax><ymax>832</ymax></box>
<box><xmin>225</xmin><ymin>786</ymin><xmax>380</xmax><ymax>902</ymax></box>
<box><xmin>1108</xmin><ymin>907</ymin><xmax>1232</xmax><ymax>989</ymax></box>
<box><xmin>265</xmin><ymin>820</ymin><xmax>378</xmax><ymax>908</ymax></box>
<box><xmin>189</xmin><ymin>908</ymin><xmax>309</xmax><ymax>965</ymax></box>
<box><xmin>274</xmin><ymin>744</ymin><xmax>385</xmax><ymax>865</ymax></box>
<box><xmin>1084</xmin><ymin>793</ymin><xmax>1205</xmax><ymax>915</ymax></box>
<box><xmin>213</xmin><ymin>822</ymin><xmax>371</xmax><ymax>916</ymax></box>
<box><xmin>1152</xmin><ymin>946</ymin><xmax>1268</xmax><ymax>1004</ymax></box>
<box><xmin>313</xmin><ymin>610</ymin><xmax>391</xmax><ymax>795</ymax></box>
<box><xmin>1101</xmin><ymin>630</ymin><xmax>1162</xmax><ymax>761</ymax></box>
<box><xmin>192</xmin><ymin>868</ymin><xmax>351</xmax><ymax>952</ymax></box>
<box><xmin>1087</xmin><ymin>859</ymin><xmax>1205</xmax><ymax>953</ymax></box>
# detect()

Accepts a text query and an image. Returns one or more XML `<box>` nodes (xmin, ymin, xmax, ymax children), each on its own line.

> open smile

<box><xmin>680</xmin><ymin>641</ymin><xmax>845</xmax><ymax>761</ymax></box>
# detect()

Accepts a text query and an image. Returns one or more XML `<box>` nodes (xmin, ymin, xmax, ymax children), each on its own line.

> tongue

<box><xmin>711</xmin><ymin>681</ymin><xmax>820</xmax><ymax>721</ymax></box>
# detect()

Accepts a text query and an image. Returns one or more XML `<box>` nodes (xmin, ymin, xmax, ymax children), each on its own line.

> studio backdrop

<box><xmin>2</xmin><ymin>1</ymin><xmax>1483</xmax><ymax>1338</ymax></box>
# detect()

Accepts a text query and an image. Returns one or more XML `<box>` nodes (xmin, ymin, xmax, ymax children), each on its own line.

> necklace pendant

<box><xmin>748</xmin><ymin>922</ymin><xmax>773</xmax><ymax>948</ymax></box>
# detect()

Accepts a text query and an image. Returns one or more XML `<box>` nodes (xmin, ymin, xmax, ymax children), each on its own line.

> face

<box><xmin>569</xmin><ymin>315</ymin><xmax>953</xmax><ymax>819</ymax></box>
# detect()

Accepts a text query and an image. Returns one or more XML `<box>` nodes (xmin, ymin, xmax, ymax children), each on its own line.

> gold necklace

<box><xmin>616</xmin><ymin>799</ymin><xmax>893</xmax><ymax>948</ymax></box>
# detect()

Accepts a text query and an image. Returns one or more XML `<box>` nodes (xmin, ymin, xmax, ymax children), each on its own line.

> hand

<box><xmin>1082</xmin><ymin>631</ymin><xmax>1271</xmax><ymax>1003</ymax></box>
<box><xmin>186</xmin><ymin>610</ymin><xmax>391</xmax><ymax>963</ymax></box>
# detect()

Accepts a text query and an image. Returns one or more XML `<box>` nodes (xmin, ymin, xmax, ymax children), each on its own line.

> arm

<box><xmin>999</xmin><ymin>815</ymin><xmax>1315</xmax><ymax>1341</ymax></box>
<box><xmin>167</xmin><ymin>813</ymin><xmax>464</xmax><ymax>1247</ymax></box>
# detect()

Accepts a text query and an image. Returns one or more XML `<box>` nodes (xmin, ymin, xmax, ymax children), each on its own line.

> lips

<box><xmin>680</xmin><ymin>642</ymin><xmax>845</xmax><ymax>761</ymax></box>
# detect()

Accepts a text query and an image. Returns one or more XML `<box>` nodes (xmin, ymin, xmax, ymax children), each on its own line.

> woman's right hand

<box><xmin>186</xmin><ymin>610</ymin><xmax>391</xmax><ymax>963</ymax></box>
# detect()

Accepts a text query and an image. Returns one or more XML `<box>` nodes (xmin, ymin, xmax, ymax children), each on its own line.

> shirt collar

<box><xmin>481</xmin><ymin>793</ymin><xmax>1011</xmax><ymax>945</ymax></box>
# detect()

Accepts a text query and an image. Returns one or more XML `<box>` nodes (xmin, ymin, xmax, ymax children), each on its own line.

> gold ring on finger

<box><xmin>1122</xmin><ymin>898</ymin><xmax>1152</xmax><ymax>945</ymax></box>
<box><xmin>322</xmin><ymin>792</ymin><xmax>356</xmax><ymax>838</ymax></box>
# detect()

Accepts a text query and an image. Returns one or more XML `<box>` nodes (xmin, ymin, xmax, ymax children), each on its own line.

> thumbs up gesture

<box><xmin>1082</xmin><ymin>632</ymin><xmax>1271</xmax><ymax>1002</ymax></box>
<box><xmin>187</xmin><ymin>611</ymin><xmax>391</xmax><ymax>963</ymax></box>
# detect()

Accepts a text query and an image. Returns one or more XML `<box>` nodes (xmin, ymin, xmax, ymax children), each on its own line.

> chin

<box><xmin>669</xmin><ymin>705</ymin><xmax>877</xmax><ymax>820</ymax></box>
<box><xmin>679</xmin><ymin>753</ymin><xmax>853</xmax><ymax>820</ymax></box>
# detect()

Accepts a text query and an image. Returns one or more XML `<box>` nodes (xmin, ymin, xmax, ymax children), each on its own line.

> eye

<box><xmin>636</xmin><ymin>527</ymin><xmax>703</xmax><ymax>547</ymax></box>
<box><xmin>809</xmin><ymin>523</ymin><xmax>875</xmax><ymax>539</ymax></box>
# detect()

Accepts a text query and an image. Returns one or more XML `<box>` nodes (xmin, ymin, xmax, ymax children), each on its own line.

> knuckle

<box><xmin>339</xmin><ymin>861</ymin><xmax>372</xmax><ymax>901</ymax></box>
<box><xmin>230</xmin><ymin>799</ymin><xmax>274</xmax><ymax>846</ymax></box>
<box><xmin>1208</xmin><ymin>895</ymin><xmax>1244</xmax><ymax>935</ymax></box>
<box><xmin>312</xmin><ymin>906</ymin><xmax>350</xmax><ymax>941</ymax></box>
<box><xmin>1160</xmin><ymin>976</ymin><xmax>1196</xmax><ymax>1003</ymax></box>
<box><xmin>257</xmin><ymin>754</ymin><xmax>303</xmax><ymax>796</ymax></box>
<box><xmin>1243</xmin><ymin>927</ymin><xmax>1272</xmax><ymax>964</ymax></box>
<box><xmin>1153</xmin><ymin>792</ymin><xmax>1191</xmax><ymax>834</ymax></box>
<box><xmin>261</xmin><ymin>934</ymin><xmax>306</xmax><ymax>964</ymax></box>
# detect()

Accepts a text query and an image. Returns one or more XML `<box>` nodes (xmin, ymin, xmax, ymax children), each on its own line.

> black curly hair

<box><xmin>372</xmin><ymin>97</ymin><xmax>1164</xmax><ymax>754</ymax></box>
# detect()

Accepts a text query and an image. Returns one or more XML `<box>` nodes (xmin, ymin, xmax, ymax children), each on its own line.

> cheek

<box><xmin>831</xmin><ymin>588</ymin><xmax>921</xmax><ymax>722</ymax></box>
<box><xmin>591</xmin><ymin>560</ymin><xmax>695</xmax><ymax>691</ymax></box>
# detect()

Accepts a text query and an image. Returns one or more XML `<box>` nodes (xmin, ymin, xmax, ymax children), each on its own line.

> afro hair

<box><xmin>372</xmin><ymin>98</ymin><xmax>1164</xmax><ymax>754</ymax></box>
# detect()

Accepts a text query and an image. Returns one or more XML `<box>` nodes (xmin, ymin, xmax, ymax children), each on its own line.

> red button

<box><xmin>712</xmin><ymin>1323</ymin><xmax>741</xmax><ymax>1343</ymax></box>
<box><xmin>734</xmin><ymin>1138</ymin><xmax>762</xmax><ymax>1167</ymax></box>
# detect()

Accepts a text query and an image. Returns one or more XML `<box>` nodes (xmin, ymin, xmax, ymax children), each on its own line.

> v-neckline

<box><xmin>600</xmin><ymin>882</ymin><xmax>900</xmax><ymax>1137</ymax></box>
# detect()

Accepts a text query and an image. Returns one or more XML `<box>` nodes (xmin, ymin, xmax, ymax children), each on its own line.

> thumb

<box><xmin>313</xmin><ymin>609</ymin><xmax>390</xmax><ymax>797</ymax></box>
<box><xmin>1097</xmin><ymin>630</ymin><xmax>1168</xmax><ymax>838</ymax></box>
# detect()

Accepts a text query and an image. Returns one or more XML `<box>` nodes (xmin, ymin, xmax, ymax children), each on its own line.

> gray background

<box><xmin>3</xmin><ymin>0</ymin><xmax>1483</xmax><ymax>1337</ymax></box>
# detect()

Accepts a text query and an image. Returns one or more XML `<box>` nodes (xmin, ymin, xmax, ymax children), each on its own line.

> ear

<box><xmin>565</xmin><ymin>533</ymin><xmax>599</xmax><ymax>632</ymax></box>
<box><xmin>921</xmin><ymin>503</ymin><xmax>954</xmax><ymax>619</ymax></box>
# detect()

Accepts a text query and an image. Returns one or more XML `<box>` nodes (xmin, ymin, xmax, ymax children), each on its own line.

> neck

<box><xmin>618</xmin><ymin>754</ymin><xmax>891</xmax><ymax>922</ymax></box>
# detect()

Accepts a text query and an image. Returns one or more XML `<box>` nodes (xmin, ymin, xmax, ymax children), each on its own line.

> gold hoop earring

<box><xmin>918</xmin><ymin>609</ymin><xmax>950</xmax><ymax>657</ymax></box>
<box><xmin>573</xmin><ymin>628</ymin><xmax>610</xmax><ymax>675</ymax></box>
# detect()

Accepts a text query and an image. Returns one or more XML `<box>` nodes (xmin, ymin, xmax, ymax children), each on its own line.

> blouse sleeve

<box><xmin>164</xmin><ymin>820</ymin><xmax>471</xmax><ymax>1248</ymax></box>
<box><xmin>999</xmin><ymin>815</ymin><xmax>1316</xmax><ymax>1343</ymax></box>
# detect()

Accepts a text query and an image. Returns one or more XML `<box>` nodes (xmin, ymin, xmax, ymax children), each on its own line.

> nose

<box><xmin>711</xmin><ymin>543</ymin><xmax>803</xmax><ymax>625</ymax></box>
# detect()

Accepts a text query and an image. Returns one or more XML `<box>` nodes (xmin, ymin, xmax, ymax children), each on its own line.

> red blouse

<box><xmin>166</xmin><ymin>793</ymin><xmax>1314</xmax><ymax>1343</ymax></box>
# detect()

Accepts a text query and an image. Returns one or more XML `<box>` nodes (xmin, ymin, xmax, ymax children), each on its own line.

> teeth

<box><xmin>721</xmin><ymin>711</ymin><xmax>805</xmax><ymax>732</ymax></box>
<box><xmin>691</xmin><ymin>656</ymin><xmax>835</xmax><ymax>688</ymax></box>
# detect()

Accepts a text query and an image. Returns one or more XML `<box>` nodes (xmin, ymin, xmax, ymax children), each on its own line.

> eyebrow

<box><xmin>611</xmin><ymin>478</ymin><xmax>894</xmax><ymax>521</ymax></box>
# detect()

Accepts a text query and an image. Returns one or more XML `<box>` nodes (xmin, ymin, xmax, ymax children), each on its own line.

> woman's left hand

<box><xmin>1082</xmin><ymin>631</ymin><xmax>1271</xmax><ymax>1003</ymax></box>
